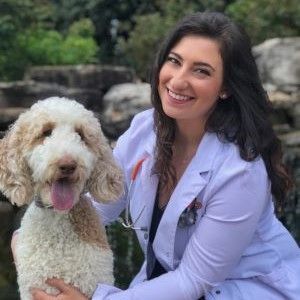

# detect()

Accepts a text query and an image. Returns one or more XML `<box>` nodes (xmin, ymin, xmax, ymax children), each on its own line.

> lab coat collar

<box><xmin>144</xmin><ymin>129</ymin><xmax>220</xmax><ymax>173</ymax></box>
<box><xmin>144</xmin><ymin>127</ymin><xmax>156</xmax><ymax>156</ymax></box>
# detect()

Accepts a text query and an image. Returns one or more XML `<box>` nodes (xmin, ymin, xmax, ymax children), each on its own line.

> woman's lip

<box><xmin>167</xmin><ymin>88</ymin><xmax>194</xmax><ymax>100</ymax></box>
<box><xmin>166</xmin><ymin>88</ymin><xmax>195</xmax><ymax>105</ymax></box>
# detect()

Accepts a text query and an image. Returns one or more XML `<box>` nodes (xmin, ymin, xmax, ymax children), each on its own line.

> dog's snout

<box><xmin>58</xmin><ymin>158</ymin><xmax>77</xmax><ymax>175</ymax></box>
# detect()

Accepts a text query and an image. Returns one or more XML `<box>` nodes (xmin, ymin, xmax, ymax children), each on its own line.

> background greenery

<box><xmin>0</xmin><ymin>0</ymin><xmax>299</xmax><ymax>81</ymax></box>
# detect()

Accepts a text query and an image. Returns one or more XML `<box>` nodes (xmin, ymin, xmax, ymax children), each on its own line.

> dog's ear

<box><xmin>0</xmin><ymin>126</ymin><xmax>34</xmax><ymax>206</ymax></box>
<box><xmin>86</xmin><ymin>141</ymin><xmax>124</xmax><ymax>203</ymax></box>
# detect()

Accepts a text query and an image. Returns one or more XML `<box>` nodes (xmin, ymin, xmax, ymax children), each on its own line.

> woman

<box><xmin>19</xmin><ymin>12</ymin><xmax>300</xmax><ymax>299</ymax></box>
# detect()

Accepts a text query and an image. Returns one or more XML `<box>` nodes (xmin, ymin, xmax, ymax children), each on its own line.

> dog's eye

<box><xmin>42</xmin><ymin>129</ymin><xmax>52</xmax><ymax>137</ymax></box>
<box><xmin>76</xmin><ymin>128</ymin><xmax>85</xmax><ymax>141</ymax></box>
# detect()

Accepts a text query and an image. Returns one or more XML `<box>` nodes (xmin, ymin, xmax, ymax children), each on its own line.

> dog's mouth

<box><xmin>50</xmin><ymin>177</ymin><xmax>75</xmax><ymax>211</ymax></box>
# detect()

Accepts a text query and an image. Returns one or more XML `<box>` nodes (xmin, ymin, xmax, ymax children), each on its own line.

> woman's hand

<box><xmin>31</xmin><ymin>278</ymin><xmax>89</xmax><ymax>300</ymax></box>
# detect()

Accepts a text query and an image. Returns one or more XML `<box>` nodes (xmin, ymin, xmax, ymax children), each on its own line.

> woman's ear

<box><xmin>86</xmin><ymin>142</ymin><xmax>124</xmax><ymax>203</ymax></box>
<box><xmin>0</xmin><ymin>130</ymin><xmax>34</xmax><ymax>206</ymax></box>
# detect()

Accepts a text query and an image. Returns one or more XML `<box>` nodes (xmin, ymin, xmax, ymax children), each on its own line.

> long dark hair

<box><xmin>150</xmin><ymin>12</ymin><xmax>292</xmax><ymax>211</ymax></box>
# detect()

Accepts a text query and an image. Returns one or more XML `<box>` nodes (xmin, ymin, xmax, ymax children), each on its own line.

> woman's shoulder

<box><xmin>127</xmin><ymin>108</ymin><xmax>154</xmax><ymax>135</ymax></box>
<box><xmin>205</xmin><ymin>137</ymin><xmax>270</xmax><ymax>209</ymax></box>
<box><xmin>117</xmin><ymin>108</ymin><xmax>154</xmax><ymax>144</ymax></box>
<box><xmin>212</xmin><ymin>136</ymin><xmax>267</xmax><ymax>177</ymax></box>
<box><xmin>113</xmin><ymin>109</ymin><xmax>155</xmax><ymax>167</ymax></box>
<box><xmin>192</xmin><ymin>132</ymin><xmax>267</xmax><ymax>176</ymax></box>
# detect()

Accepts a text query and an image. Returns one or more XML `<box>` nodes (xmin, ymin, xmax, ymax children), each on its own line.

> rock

<box><xmin>0</xmin><ymin>65</ymin><xmax>137</xmax><ymax>115</ymax></box>
<box><xmin>0</xmin><ymin>80</ymin><xmax>104</xmax><ymax>112</ymax></box>
<box><xmin>268</xmin><ymin>91</ymin><xmax>300</xmax><ymax>109</ymax></box>
<box><xmin>273</xmin><ymin>123</ymin><xmax>292</xmax><ymax>135</ymax></box>
<box><xmin>25</xmin><ymin>65</ymin><xmax>136</xmax><ymax>93</ymax></box>
<box><xmin>267</xmin><ymin>91</ymin><xmax>300</xmax><ymax>129</ymax></box>
<box><xmin>0</xmin><ymin>80</ymin><xmax>69</xmax><ymax>108</ymax></box>
<box><xmin>279</xmin><ymin>130</ymin><xmax>300</xmax><ymax>147</ymax></box>
<box><xmin>0</xmin><ymin>107</ymin><xmax>27</xmax><ymax>131</ymax></box>
<box><xmin>289</xmin><ymin>100</ymin><xmax>300</xmax><ymax>130</ymax></box>
<box><xmin>253</xmin><ymin>37</ymin><xmax>300</xmax><ymax>93</ymax></box>
<box><xmin>101</xmin><ymin>83</ymin><xmax>151</xmax><ymax>138</ymax></box>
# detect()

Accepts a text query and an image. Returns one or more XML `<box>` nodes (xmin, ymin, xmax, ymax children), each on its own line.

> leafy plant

<box><xmin>226</xmin><ymin>0</ymin><xmax>300</xmax><ymax>45</ymax></box>
<box><xmin>22</xmin><ymin>22</ymin><xmax>99</xmax><ymax>66</ymax></box>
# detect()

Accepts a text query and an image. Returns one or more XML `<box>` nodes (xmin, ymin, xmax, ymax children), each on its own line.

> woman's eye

<box><xmin>166</xmin><ymin>56</ymin><xmax>180</xmax><ymax>65</ymax></box>
<box><xmin>194</xmin><ymin>68</ymin><xmax>210</xmax><ymax>76</ymax></box>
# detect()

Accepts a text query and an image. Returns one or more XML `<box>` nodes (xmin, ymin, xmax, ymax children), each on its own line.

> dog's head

<box><xmin>0</xmin><ymin>97</ymin><xmax>124</xmax><ymax>211</ymax></box>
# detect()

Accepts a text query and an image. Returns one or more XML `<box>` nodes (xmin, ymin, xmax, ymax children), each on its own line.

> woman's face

<box><xmin>158</xmin><ymin>35</ymin><xmax>225</xmax><ymax>127</ymax></box>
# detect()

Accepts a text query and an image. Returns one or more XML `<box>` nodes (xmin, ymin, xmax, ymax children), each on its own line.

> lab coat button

<box><xmin>144</xmin><ymin>232</ymin><xmax>148</xmax><ymax>239</ymax></box>
<box><xmin>215</xmin><ymin>290</ymin><xmax>221</xmax><ymax>295</ymax></box>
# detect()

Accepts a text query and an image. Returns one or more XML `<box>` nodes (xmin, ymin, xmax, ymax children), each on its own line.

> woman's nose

<box><xmin>169</xmin><ymin>69</ymin><xmax>189</xmax><ymax>90</ymax></box>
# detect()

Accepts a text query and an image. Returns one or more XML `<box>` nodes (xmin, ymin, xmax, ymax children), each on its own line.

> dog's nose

<box><xmin>58</xmin><ymin>158</ymin><xmax>77</xmax><ymax>175</ymax></box>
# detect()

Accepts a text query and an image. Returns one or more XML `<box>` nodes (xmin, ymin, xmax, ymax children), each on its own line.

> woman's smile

<box><xmin>167</xmin><ymin>88</ymin><xmax>195</xmax><ymax>104</ymax></box>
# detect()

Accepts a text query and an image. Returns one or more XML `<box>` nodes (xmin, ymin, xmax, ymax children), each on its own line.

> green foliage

<box><xmin>61</xmin><ymin>36</ymin><xmax>98</xmax><ymax>64</ymax></box>
<box><xmin>68</xmin><ymin>18</ymin><xmax>96</xmax><ymax>37</ymax></box>
<box><xmin>0</xmin><ymin>9</ymin><xmax>99</xmax><ymax>81</ymax></box>
<box><xmin>51</xmin><ymin>0</ymin><xmax>158</xmax><ymax>63</ymax></box>
<box><xmin>116</xmin><ymin>1</ymin><xmax>190</xmax><ymax>79</ymax></box>
<box><xmin>226</xmin><ymin>0</ymin><xmax>300</xmax><ymax>44</ymax></box>
<box><xmin>22</xmin><ymin>29</ymin><xmax>63</xmax><ymax>65</ymax></box>
<box><xmin>107</xmin><ymin>222</ymin><xmax>144</xmax><ymax>288</ymax></box>
<box><xmin>116</xmin><ymin>0</ymin><xmax>226</xmax><ymax>79</ymax></box>
<box><xmin>0</xmin><ymin>0</ymin><xmax>35</xmax><ymax>80</ymax></box>
<box><xmin>22</xmin><ymin>20</ymin><xmax>99</xmax><ymax>66</ymax></box>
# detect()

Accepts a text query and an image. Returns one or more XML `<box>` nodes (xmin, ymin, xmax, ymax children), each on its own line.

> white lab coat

<box><xmin>92</xmin><ymin>109</ymin><xmax>300</xmax><ymax>299</ymax></box>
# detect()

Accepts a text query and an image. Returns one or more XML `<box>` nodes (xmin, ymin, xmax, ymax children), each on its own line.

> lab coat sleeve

<box><xmin>91</xmin><ymin>158</ymin><xmax>270</xmax><ymax>299</ymax></box>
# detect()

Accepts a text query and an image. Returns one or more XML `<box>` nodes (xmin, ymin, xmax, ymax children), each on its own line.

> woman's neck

<box><xmin>174</xmin><ymin>119</ymin><xmax>205</xmax><ymax>149</ymax></box>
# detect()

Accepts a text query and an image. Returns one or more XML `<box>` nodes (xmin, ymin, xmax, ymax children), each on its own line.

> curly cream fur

<box><xmin>0</xmin><ymin>121</ymin><xmax>34</xmax><ymax>205</ymax></box>
<box><xmin>0</xmin><ymin>97</ymin><xmax>124</xmax><ymax>299</ymax></box>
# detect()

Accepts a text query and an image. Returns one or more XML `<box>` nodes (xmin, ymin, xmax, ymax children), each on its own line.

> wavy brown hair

<box><xmin>150</xmin><ymin>12</ymin><xmax>292</xmax><ymax>211</ymax></box>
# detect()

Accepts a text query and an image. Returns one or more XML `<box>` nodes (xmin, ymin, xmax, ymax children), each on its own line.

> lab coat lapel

<box><xmin>153</xmin><ymin>132</ymin><xmax>221</xmax><ymax>268</ymax></box>
<box><xmin>134</xmin><ymin>129</ymin><xmax>158</xmax><ymax>234</ymax></box>
<box><xmin>140</xmin><ymin>155</ymin><xmax>158</xmax><ymax>233</ymax></box>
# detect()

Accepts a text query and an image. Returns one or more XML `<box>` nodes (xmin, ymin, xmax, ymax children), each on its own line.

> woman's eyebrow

<box><xmin>169</xmin><ymin>51</ymin><xmax>216</xmax><ymax>72</ymax></box>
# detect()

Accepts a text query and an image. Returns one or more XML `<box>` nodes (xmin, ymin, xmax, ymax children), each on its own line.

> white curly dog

<box><xmin>0</xmin><ymin>97</ymin><xmax>123</xmax><ymax>300</ymax></box>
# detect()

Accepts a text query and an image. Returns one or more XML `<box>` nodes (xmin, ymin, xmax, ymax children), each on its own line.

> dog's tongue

<box><xmin>51</xmin><ymin>179</ymin><xmax>74</xmax><ymax>211</ymax></box>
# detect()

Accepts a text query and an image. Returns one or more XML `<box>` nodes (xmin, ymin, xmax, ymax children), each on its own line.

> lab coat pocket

<box><xmin>174</xmin><ymin>226</ymin><xmax>190</xmax><ymax>265</ymax></box>
<box><xmin>174</xmin><ymin>201</ymin><xmax>205</xmax><ymax>264</ymax></box>
<box><xmin>205</xmin><ymin>280</ymin><xmax>244</xmax><ymax>300</ymax></box>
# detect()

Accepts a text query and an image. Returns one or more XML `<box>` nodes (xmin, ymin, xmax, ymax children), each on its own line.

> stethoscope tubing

<box><xmin>119</xmin><ymin>157</ymin><xmax>199</xmax><ymax>232</ymax></box>
<box><xmin>120</xmin><ymin>158</ymin><xmax>148</xmax><ymax>231</ymax></box>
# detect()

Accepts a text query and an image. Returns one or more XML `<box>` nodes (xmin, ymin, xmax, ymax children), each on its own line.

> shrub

<box><xmin>0</xmin><ymin>17</ymin><xmax>99</xmax><ymax>80</ymax></box>
<box><xmin>226</xmin><ymin>0</ymin><xmax>300</xmax><ymax>45</ymax></box>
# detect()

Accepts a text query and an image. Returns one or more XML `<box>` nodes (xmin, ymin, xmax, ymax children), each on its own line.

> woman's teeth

<box><xmin>168</xmin><ymin>89</ymin><xmax>193</xmax><ymax>101</ymax></box>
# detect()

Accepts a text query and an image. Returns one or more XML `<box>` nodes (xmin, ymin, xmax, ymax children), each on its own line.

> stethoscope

<box><xmin>119</xmin><ymin>157</ymin><xmax>148</xmax><ymax>232</ymax></box>
<box><xmin>119</xmin><ymin>157</ymin><xmax>199</xmax><ymax>232</ymax></box>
